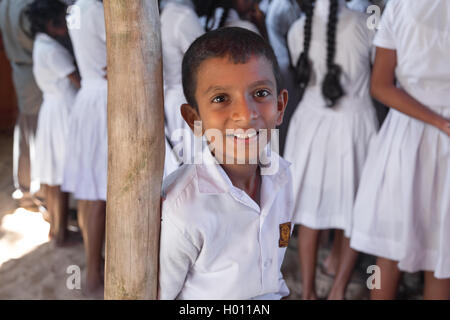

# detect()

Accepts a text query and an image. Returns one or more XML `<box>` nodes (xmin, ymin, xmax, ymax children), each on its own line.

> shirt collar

<box><xmin>195</xmin><ymin>145</ymin><xmax>291</xmax><ymax>195</ymax></box>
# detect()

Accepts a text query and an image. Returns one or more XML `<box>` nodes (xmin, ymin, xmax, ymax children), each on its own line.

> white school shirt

<box><xmin>161</xmin><ymin>0</ymin><xmax>203</xmax><ymax>89</ymax></box>
<box><xmin>33</xmin><ymin>33</ymin><xmax>76</xmax><ymax>99</ymax></box>
<box><xmin>159</xmin><ymin>147</ymin><xmax>294</xmax><ymax>300</ymax></box>
<box><xmin>373</xmin><ymin>0</ymin><xmax>450</xmax><ymax>97</ymax></box>
<box><xmin>160</xmin><ymin>0</ymin><xmax>204</xmax><ymax>141</ymax></box>
<box><xmin>69</xmin><ymin>0</ymin><xmax>106</xmax><ymax>82</ymax></box>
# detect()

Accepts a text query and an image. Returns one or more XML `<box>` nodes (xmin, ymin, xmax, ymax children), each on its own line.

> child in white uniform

<box><xmin>160</xmin><ymin>0</ymin><xmax>204</xmax><ymax>147</ymax></box>
<box><xmin>63</xmin><ymin>0</ymin><xmax>107</xmax><ymax>296</ymax></box>
<box><xmin>159</xmin><ymin>27</ymin><xmax>293</xmax><ymax>299</ymax></box>
<box><xmin>284</xmin><ymin>0</ymin><xmax>378</xmax><ymax>299</ymax></box>
<box><xmin>27</xmin><ymin>0</ymin><xmax>80</xmax><ymax>245</ymax></box>
<box><xmin>351</xmin><ymin>0</ymin><xmax>450</xmax><ymax>300</ymax></box>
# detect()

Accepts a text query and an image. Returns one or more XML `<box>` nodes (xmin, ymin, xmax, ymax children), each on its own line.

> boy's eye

<box><xmin>212</xmin><ymin>95</ymin><xmax>227</xmax><ymax>103</ymax></box>
<box><xmin>254</xmin><ymin>89</ymin><xmax>271</xmax><ymax>98</ymax></box>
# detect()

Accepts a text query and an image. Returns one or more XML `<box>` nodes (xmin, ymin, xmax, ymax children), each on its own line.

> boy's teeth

<box><xmin>233</xmin><ymin>131</ymin><xmax>257</xmax><ymax>139</ymax></box>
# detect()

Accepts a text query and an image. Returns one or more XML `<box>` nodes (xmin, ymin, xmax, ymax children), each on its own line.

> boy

<box><xmin>158</xmin><ymin>27</ymin><xmax>293</xmax><ymax>300</ymax></box>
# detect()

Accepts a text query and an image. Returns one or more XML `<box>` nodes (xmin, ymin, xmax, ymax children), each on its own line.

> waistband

<box><xmin>301</xmin><ymin>88</ymin><xmax>374</xmax><ymax>115</ymax></box>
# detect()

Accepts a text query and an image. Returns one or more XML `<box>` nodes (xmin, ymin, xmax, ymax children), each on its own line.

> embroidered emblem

<box><xmin>279</xmin><ymin>222</ymin><xmax>291</xmax><ymax>248</ymax></box>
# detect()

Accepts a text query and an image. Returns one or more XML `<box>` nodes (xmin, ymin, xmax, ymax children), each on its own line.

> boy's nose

<box><xmin>231</xmin><ymin>96</ymin><xmax>258</xmax><ymax>123</ymax></box>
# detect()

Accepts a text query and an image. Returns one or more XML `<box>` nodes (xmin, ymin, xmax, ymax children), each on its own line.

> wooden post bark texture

<box><xmin>103</xmin><ymin>0</ymin><xmax>164</xmax><ymax>300</ymax></box>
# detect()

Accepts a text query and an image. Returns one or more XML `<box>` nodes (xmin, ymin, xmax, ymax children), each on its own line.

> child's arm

<box><xmin>67</xmin><ymin>70</ymin><xmax>81</xmax><ymax>89</ymax></box>
<box><xmin>158</xmin><ymin>214</ymin><xmax>199</xmax><ymax>300</ymax></box>
<box><xmin>371</xmin><ymin>47</ymin><xmax>450</xmax><ymax>136</ymax></box>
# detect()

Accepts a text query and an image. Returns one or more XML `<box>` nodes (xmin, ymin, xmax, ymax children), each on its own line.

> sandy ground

<box><xmin>0</xmin><ymin>131</ymin><xmax>423</xmax><ymax>300</ymax></box>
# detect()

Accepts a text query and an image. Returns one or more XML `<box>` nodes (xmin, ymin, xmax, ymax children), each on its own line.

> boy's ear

<box><xmin>181</xmin><ymin>103</ymin><xmax>200</xmax><ymax>132</ymax></box>
<box><xmin>276</xmin><ymin>89</ymin><xmax>289</xmax><ymax>126</ymax></box>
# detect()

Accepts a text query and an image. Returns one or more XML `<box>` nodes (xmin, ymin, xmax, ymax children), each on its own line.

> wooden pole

<box><xmin>103</xmin><ymin>0</ymin><xmax>164</xmax><ymax>300</ymax></box>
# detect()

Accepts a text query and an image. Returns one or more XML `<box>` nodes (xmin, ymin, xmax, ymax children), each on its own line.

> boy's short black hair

<box><xmin>182</xmin><ymin>27</ymin><xmax>282</xmax><ymax>110</ymax></box>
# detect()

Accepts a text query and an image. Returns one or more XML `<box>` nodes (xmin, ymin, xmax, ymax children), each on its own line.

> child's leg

<box><xmin>41</xmin><ymin>184</ymin><xmax>52</xmax><ymax>238</ymax></box>
<box><xmin>48</xmin><ymin>186</ymin><xmax>69</xmax><ymax>246</ymax></box>
<box><xmin>323</xmin><ymin>230</ymin><xmax>343</xmax><ymax>276</ymax></box>
<box><xmin>79</xmin><ymin>200</ymin><xmax>106</xmax><ymax>294</ymax></box>
<box><xmin>370</xmin><ymin>257</ymin><xmax>402</xmax><ymax>300</ymax></box>
<box><xmin>423</xmin><ymin>272</ymin><xmax>450</xmax><ymax>300</ymax></box>
<box><xmin>298</xmin><ymin>225</ymin><xmax>320</xmax><ymax>300</ymax></box>
<box><xmin>327</xmin><ymin>236</ymin><xmax>358</xmax><ymax>300</ymax></box>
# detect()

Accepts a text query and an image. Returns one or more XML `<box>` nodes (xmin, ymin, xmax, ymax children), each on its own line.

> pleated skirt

<box><xmin>351</xmin><ymin>93</ymin><xmax>450</xmax><ymax>278</ymax></box>
<box><xmin>62</xmin><ymin>79</ymin><xmax>108</xmax><ymax>201</ymax></box>
<box><xmin>284</xmin><ymin>92</ymin><xmax>378</xmax><ymax>237</ymax></box>
<box><xmin>35</xmin><ymin>92</ymin><xmax>75</xmax><ymax>186</ymax></box>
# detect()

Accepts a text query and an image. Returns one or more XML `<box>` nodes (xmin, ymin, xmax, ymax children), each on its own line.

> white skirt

<box><xmin>351</xmin><ymin>89</ymin><xmax>450</xmax><ymax>278</ymax></box>
<box><xmin>284</xmin><ymin>91</ymin><xmax>378</xmax><ymax>237</ymax></box>
<box><xmin>62</xmin><ymin>78</ymin><xmax>108</xmax><ymax>201</ymax></box>
<box><xmin>35</xmin><ymin>92</ymin><xmax>74</xmax><ymax>186</ymax></box>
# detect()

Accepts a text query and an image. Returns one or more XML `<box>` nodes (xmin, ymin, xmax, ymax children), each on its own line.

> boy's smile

<box><xmin>182</xmin><ymin>54</ymin><xmax>288</xmax><ymax>164</ymax></box>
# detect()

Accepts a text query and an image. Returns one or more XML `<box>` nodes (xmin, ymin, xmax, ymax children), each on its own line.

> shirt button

<box><xmin>264</xmin><ymin>259</ymin><xmax>272</xmax><ymax>268</ymax></box>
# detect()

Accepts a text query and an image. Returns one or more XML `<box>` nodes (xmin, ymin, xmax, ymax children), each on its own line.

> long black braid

<box><xmin>295</xmin><ymin>0</ymin><xmax>314</xmax><ymax>95</ymax></box>
<box><xmin>295</xmin><ymin>0</ymin><xmax>344</xmax><ymax>108</ymax></box>
<box><xmin>322</xmin><ymin>0</ymin><xmax>344</xmax><ymax>107</ymax></box>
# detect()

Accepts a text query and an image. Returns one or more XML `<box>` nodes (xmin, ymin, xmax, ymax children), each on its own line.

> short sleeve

<box><xmin>175</xmin><ymin>9</ymin><xmax>204</xmax><ymax>54</ymax></box>
<box><xmin>373</xmin><ymin>0</ymin><xmax>396</xmax><ymax>50</ymax></box>
<box><xmin>158</xmin><ymin>210</ymin><xmax>200</xmax><ymax>300</ymax></box>
<box><xmin>47</xmin><ymin>44</ymin><xmax>76</xmax><ymax>79</ymax></box>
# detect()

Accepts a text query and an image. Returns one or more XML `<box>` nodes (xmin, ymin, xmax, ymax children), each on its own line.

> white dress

<box><xmin>62</xmin><ymin>0</ymin><xmax>108</xmax><ymax>201</ymax></box>
<box><xmin>33</xmin><ymin>33</ymin><xmax>77</xmax><ymax>186</ymax></box>
<box><xmin>160</xmin><ymin>0</ymin><xmax>204</xmax><ymax>145</ymax></box>
<box><xmin>284</xmin><ymin>0</ymin><xmax>378</xmax><ymax>236</ymax></box>
<box><xmin>350</xmin><ymin>0</ymin><xmax>450</xmax><ymax>278</ymax></box>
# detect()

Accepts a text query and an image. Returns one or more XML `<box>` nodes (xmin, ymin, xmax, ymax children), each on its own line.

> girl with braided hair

<box><xmin>284</xmin><ymin>0</ymin><xmax>378</xmax><ymax>299</ymax></box>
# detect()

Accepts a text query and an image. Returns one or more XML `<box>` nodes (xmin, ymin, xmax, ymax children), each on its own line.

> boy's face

<box><xmin>181</xmin><ymin>54</ymin><xmax>288</xmax><ymax>164</ymax></box>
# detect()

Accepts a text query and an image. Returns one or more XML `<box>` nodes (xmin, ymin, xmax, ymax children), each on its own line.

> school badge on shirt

<box><xmin>279</xmin><ymin>222</ymin><xmax>291</xmax><ymax>248</ymax></box>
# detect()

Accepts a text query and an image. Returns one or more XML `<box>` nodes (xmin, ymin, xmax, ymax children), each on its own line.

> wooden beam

<box><xmin>103</xmin><ymin>0</ymin><xmax>164</xmax><ymax>300</ymax></box>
